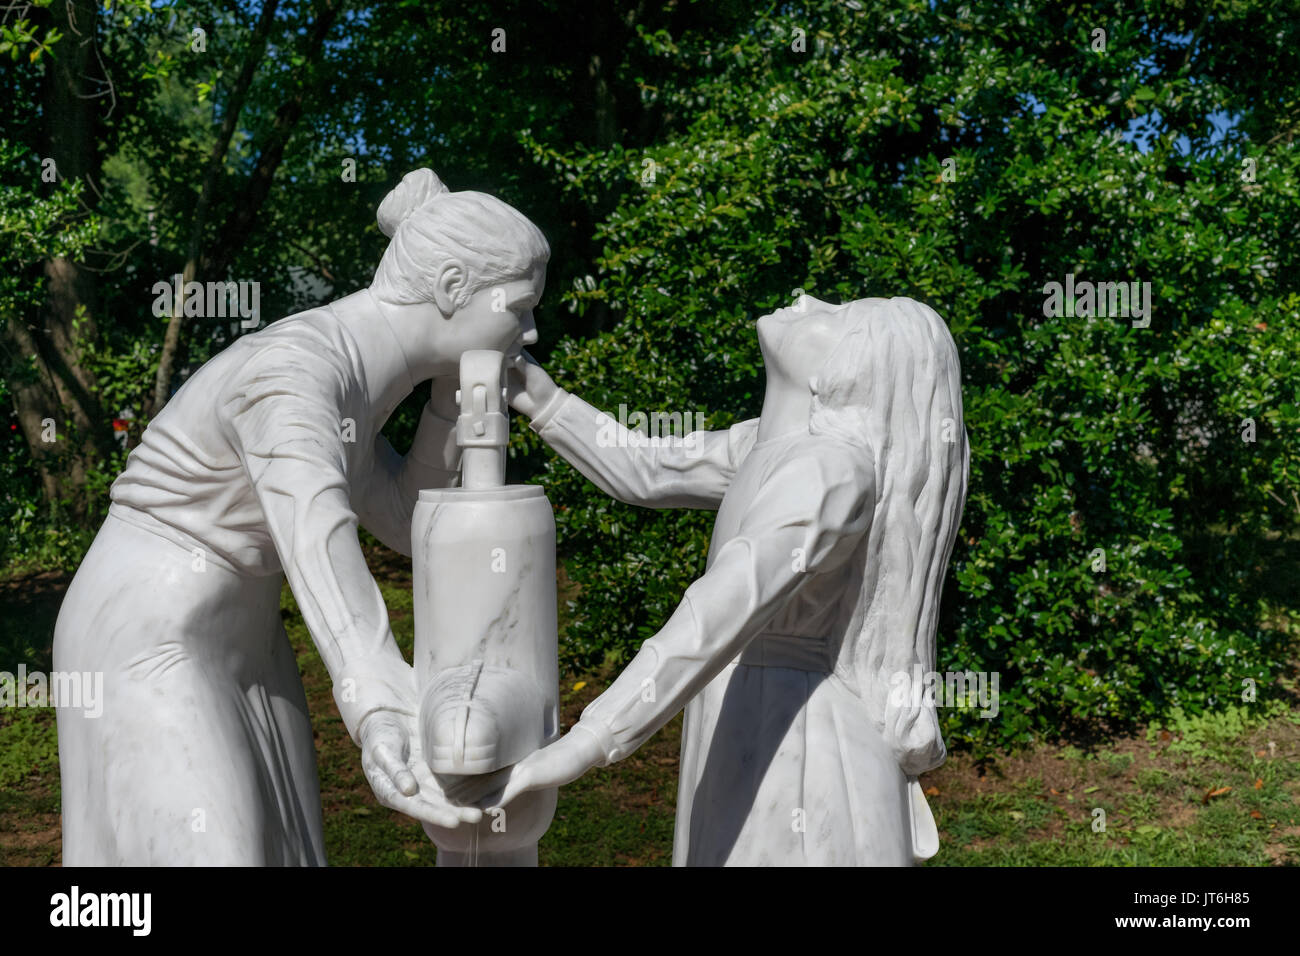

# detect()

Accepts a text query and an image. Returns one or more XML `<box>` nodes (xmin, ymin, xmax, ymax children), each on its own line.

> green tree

<box><xmin>2</xmin><ymin>0</ymin><xmax>753</xmax><ymax>524</ymax></box>
<box><xmin>516</xmin><ymin>0</ymin><xmax>1300</xmax><ymax>751</ymax></box>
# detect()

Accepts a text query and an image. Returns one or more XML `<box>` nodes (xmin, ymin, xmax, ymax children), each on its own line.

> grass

<box><xmin>1</xmin><ymin>541</ymin><xmax>1297</xmax><ymax>866</ymax></box>
<box><xmin>923</xmin><ymin>707</ymin><xmax>1300</xmax><ymax>866</ymax></box>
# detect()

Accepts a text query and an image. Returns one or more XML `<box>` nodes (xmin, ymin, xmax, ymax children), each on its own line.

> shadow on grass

<box><xmin>0</xmin><ymin>570</ymin><xmax>68</xmax><ymax>673</ymax></box>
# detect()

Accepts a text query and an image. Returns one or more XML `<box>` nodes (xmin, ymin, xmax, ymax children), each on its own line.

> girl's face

<box><xmin>757</xmin><ymin>295</ymin><xmax>873</xmax><ymax>388</ymax></box>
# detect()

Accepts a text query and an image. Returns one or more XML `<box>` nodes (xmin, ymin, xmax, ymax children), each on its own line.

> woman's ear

<box><xmin>432</xmin><ymin>261</ymin><xmax>467</xmax><ymax>317</ymax></box>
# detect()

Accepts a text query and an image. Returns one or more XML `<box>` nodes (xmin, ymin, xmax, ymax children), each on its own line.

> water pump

<box><xmin>411</xmin><ymin>349</ymin><xmax>560</xmax><ymax>866</ymax></box>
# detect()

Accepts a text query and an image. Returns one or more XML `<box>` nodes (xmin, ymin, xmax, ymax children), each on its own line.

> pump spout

<box><xmin>455</xmin><ymin>350</ymin><xmax>508</xmax><ymax>489</ymax></box>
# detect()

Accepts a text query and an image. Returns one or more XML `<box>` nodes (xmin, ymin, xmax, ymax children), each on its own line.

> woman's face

<box><xmin>757</xmin><ymin>295</ymin><xmax>871</xmax><ymax>387</ymax></box>
<box><xmin>436</xmin><ymin>270</ymin><xmax>544</xmax><ymax>368</ymax></box>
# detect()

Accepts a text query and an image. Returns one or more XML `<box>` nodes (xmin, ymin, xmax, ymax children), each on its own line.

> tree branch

<box><xmin>149</xmin><ymin>0</ymin><xmax>282</xmax><ymax>416</ymax></box>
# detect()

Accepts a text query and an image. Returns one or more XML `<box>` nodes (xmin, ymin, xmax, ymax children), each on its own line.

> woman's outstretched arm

<box><xmin>220</xmin><ymin>361</ymin><xmax>480</xmax><ymax>830</ymax></box>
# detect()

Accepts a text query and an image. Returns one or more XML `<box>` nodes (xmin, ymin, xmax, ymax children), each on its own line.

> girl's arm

<box><xmin>571</xmin><ymin>442</ymin><xmax>873</xmax><ymax>761</ymax></box>
<box><xmin>510</xmin><ymin>354</ymin><xmax>757</xmax><ymax>509</ymax></box>
<box><xmin>487</xmin><ymin>440</ymin><xmax>875</xmax><ymax>804</ymax></box>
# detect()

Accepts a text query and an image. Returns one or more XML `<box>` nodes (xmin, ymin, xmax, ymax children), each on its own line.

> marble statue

<box><xmin>54</xmin><ymin>156</ymin><xmax>967</xmax><ymax>867</ymax></box>
<box><xmin>53</xmin><ymin>168</ymin><xmax>550</xmax><ymax>864</ymax></box>
<box><xmin>486</xmin><ymin>295</ymin><xmax>970</xmax><ymax>865</ymax></box>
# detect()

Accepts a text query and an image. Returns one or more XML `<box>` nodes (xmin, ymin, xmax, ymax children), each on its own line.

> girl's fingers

<box><xmin>497</xmin><ymin>764</ymin><xmax>533</xmax><ymax>807</ymax></box>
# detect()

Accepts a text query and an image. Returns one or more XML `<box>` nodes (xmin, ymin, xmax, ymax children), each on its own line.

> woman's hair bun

<box><xmin>377</xmin><ymin>168</ymin><xmax>450</xmax><ymax>237</ymax></box>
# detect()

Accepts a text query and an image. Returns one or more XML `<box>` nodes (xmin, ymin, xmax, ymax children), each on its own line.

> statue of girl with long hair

<box><xmin>54</xmin><ymin>169</ymin><xmax>549</xmax><ymax>864</ymax></box>
<box><xmin>496</xmin><ymin>295</ymin><xmax>968</xmax><ymax>864</ymax></box>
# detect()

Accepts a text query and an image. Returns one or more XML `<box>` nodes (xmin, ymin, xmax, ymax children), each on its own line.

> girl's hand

<box><xmin>505</xmin><ymin>350</ymin><xmax>559</xmax><ymax>419</ymax></box>
<box><xmin>447</xmin><ymin>725</ymin><xmax>606</xmax><ymax>810</ymax></box>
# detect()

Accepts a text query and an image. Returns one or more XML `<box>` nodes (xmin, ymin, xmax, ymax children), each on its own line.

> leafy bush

<box><xmin>511</xmin><ymin>0</ymin><xmax>1300</xmax><ymax>755</ymax></box>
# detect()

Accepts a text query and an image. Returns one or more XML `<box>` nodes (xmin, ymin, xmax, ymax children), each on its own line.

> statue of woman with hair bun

<box><xmin>494</xmin><ymin>295</ymin><xmax>968</xmax><ymax>865</ymax></box>
<box><xmin>54</xmin><ymin>169</ymin><xmax>550</xmax><ymax>864</ymax></box>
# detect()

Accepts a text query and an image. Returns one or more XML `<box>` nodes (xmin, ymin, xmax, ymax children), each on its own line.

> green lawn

<box><xmin>1</xmin><ymin>546</ymin><xmax>1297</xmax><ymax>866</ymax></box>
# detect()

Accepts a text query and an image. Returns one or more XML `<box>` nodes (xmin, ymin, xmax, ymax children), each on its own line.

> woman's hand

<box><xmin>359</xmin><ymin>709</ymin><xmax>484</xmax><ymax>829</ymax></box>
<box><xmin>505</xmin><ymin>350</ymin><xmax>559</xmax><ymax>419</ymax></box>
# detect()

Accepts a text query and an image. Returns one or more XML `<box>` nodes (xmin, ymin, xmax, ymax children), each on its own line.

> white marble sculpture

<box><xmin>53</xmin><ymin>168</ymin><xmax>550</xmax><ymax>864</ymax></box>
<box><xmin>54</xmin><ymin>156</ymin><xmax>966</xmax><ymax>867</ymax></box>
<box><xmin>489</xmin><ymin>295</ymin><xmax>969</xmax><ymax>865</ymax></box>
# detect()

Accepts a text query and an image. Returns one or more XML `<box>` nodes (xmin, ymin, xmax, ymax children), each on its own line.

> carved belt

<box><xmin>737</xmin><ymin>633</ymin><xmax>832</xmax><ymax>673</ymax></box>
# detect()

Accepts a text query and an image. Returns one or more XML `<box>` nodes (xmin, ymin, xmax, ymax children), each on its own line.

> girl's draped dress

<box><xmin>529</xmin><ymin>391</ymin><xmax>931</xmax><ymax>865</ymax></box>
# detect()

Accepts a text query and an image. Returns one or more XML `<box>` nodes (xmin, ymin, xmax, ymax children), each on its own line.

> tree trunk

<box><xmin>149</xmin><ymin>0</ymin><xmax>283</xmax><ymax>418</ymax></box>
<box><xmin>4</xmin><ymin>0</ymin><xmax>114</xmax><ymax>522</ymax></box>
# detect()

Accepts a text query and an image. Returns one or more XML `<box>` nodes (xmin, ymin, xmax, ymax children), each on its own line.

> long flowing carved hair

<box><xmin>809</xmin><ymin>297</ymin><xmax>969</xmax><ymax>775</ymax></box>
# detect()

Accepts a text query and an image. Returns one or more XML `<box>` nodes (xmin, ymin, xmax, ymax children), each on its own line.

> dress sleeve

<box><xmin>569</xmin><ymin>440</ymin><xmax>874</xmax><ymax>763</ymax></box>
<box><xmin>357</xmin><ymin>403</ymin><xmax>461</xmax><ymax>556</ymax></box>
<box><xmin>529</xmin><ymin>389</ymin><xmax>759</xmax><ymax>509</ymax></box>
<box><xmin>220</xmin><ymin>361</ymin><xmax>414</xmax><ymax>747</ymax></box>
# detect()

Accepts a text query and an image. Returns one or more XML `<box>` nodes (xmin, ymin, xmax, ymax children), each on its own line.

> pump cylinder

<box><xmin>411</xmin><ymin>483</ymin><xmax>559</xmax><ymax>855</ymax></box>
